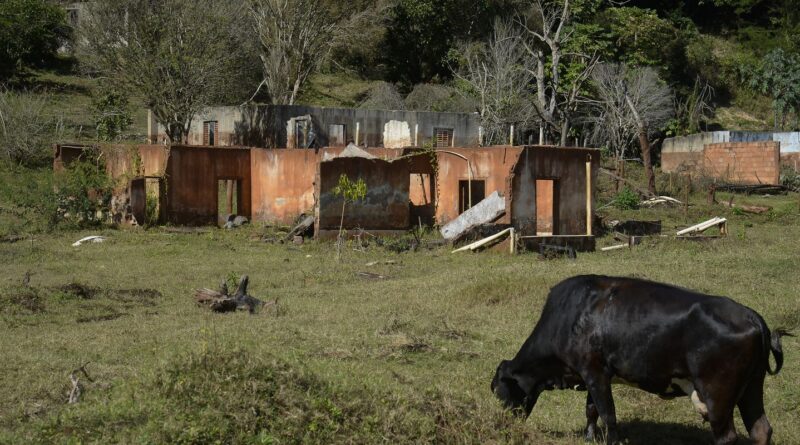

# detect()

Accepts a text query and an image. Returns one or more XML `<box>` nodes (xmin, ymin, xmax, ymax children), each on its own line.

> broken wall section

<box><xmin>315</xmin><ymin>155</ymin><xmax>410</xmax><ymax>238</ymax></box>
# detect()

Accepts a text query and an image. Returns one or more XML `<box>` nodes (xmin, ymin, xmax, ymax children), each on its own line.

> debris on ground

<box><xmin>194</xmin><ymin>275</ymin><xmax>266</xmax><ymax>314</ymax></box>
<box><xmin>162</xmin><ymin>227</ymin><xmax>211</xmax><ymax>234</ymax></box>
<box><xmin>451</xmin><ymin>223</ymin><xmax>510</xmax><ymax>247</ymax></box>
<box><xmin>285</xmin><ymin>214</ymin><xmax>315</xmax><ymax>241</ymax></box>
<box><xmin>1</xmin><ymin>234</ymin><xmax>25</xmax><ymax>243</ymax></box>
<box><xmin>641</xmin><ymin>196</ymin><xmax>682</xmax><ymax>206</ymax></box>
<box><xmin>67</xmin><ymin>362</ymin><xmax>93</xmax><ymax>404</ymax></box>
<box><xmin>365</xmin><ymin>260</ymin><xmax>398</xmax><ymax>267</ymax></box>
<box><xmin>607</xmin><ymin>220</ymin><xmax>662</xmax><ymax>236</ymax></box>
<box><xmin>451</xmin><ymin>227</ymin><xmax>515</xmax><ymax>254</ymax></box>
<box><xmin>715</xmin><ymin>184</ymin><xmax>787</xmax><ymax>195</ymax></box>
<box><xmin>72</xmin><ymin>235</ymin><xmax>107</xmax><ymax>247</ymax></box>
<box><xmin>223</xmin><ymin>214</ymin><xmax>249</xmax><ymax>229</ymax></box>
<box><xmin>677</xmin><ymin>217</ymin><xmax>728</xmax><ymax>237</ymax></box>
<box><xmin>538</xmin><ymin>243</ymin><xmax>577</xmax><ymax>260</ymax></box>
<box><xmin>357</xmin><ymin>271</ymin><xmax>387</xmax><ymax>280</ymax></box>
<box><xmin>719</xmin><ymin>200</ymin><xmax>771</xmax><ymax>214</ymax></box>
<box><xmin>440</xmin><ymin>191</ymin><xmax>505</xmax><ymax>240</ymax></box>
<box><xmin>601</xmin><ymin>244</ymin><xmax>628</xmax><ymax>252</ymax></box>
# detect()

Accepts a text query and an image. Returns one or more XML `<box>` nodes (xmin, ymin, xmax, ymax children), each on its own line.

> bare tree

<box><xmin>80</xmin><ymin>0</ymin><xmax>252</xmax><ymax>144</ymax></box>
<box><xmin>591</xmin><ymin>63</ymin><xmax>673</xmax><ymax>194</ymax></box>
<box><xmin>518</xmin><ymin>0</ymin><xmax>599</xmax><ymax>146</ymax></box>
<box><xmin>248</xmin><ymin>0</ymin><xmax>384</xmax><ymax>105</ymax></box>
<box><xmin>451</xmin><ymin>19</ymin><xmax>536</xmax><ymax>145</ymax></box>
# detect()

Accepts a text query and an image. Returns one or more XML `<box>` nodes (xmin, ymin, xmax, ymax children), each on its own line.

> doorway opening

<box><xmin>536</xmin><ymin>179</ymin><xmax>556</xmax><ymax>235</ymax></box>
<box><xmin>217</xmin><ymin>179</ymin><xmax>241</xmax><ymax>223</ymax></box>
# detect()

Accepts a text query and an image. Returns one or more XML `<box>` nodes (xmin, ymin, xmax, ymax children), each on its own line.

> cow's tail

<box><xmin>764</xmin><ymin>322</ymin><xmax>793</xmax><ymax>376</ymax></box>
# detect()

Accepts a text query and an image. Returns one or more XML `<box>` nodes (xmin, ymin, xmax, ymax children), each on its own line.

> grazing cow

<box><xmin>491</xmin><ymin>275</ymin><xmax>790</xmax><ymax>445</ymax></box>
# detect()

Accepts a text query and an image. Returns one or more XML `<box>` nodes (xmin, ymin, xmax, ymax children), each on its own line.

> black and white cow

<box><xmin>492</xmin><ymin>275</ymin><xmax>789</xmax><ymax>445</ymax></box>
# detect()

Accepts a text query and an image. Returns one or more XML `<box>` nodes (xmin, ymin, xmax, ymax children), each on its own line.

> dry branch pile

<box><xmin>194</xmin><ymin>275</ymin><xmax>274</xmax><ymax>314</ymax></box>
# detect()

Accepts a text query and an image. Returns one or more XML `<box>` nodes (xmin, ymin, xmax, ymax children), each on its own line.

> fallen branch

<box><xmin>194</xmin><ymin>275</ymin><xmax>264</xmax><ymax>314</ymax></box>
<box><xmin>68</xmin><ymin>362</ymin><xmax>93</xmax><ymax>404</ymax></box>
<box><xmin>641</xmin><ymin>196</ymin><xmax>682</xmax><ymax>206</ymax></box>
<box><xmin>676</xmin><ymin>217</ymin><xmax>727</xmax><ymax>236</ymax></box>
<box><xmin>601</xmin><ymin>244</ymin><xmax>627</xmax><ymax>252</ymax></box>
<box><xmin>451</xmin><ymin>228</ymin><xmax>513</xmax><ymax>253</ymax></box>
<box><xmin>719</xmin><ymin>200</ymin><xmax>771</xmax><ymax>214</ymax></box>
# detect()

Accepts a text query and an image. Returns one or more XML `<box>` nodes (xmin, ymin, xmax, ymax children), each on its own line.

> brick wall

<box><xmin>702</xmin><ymin>142</ymin><xmax>780</xmax><ymax>185</ymax></box>
<box><xmin>662</xmin><ymin>151</ymin><xmax>703</xmax><ymax>173</ymax></box>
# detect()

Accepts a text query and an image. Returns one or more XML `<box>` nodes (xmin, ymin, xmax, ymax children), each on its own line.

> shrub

<box><xmin>0</xmin><ymin>0</ymin><xmax>70</xmax><ymax>80</ymax></box>
<box><xmin>0</xmin><ymin>88</ymin><xmax>64</xmax><ymax>166</ymax></box>
<box><xmin>91</xmin><ymin>88</ymin><xmax>133</xmax><ymax>142</ymax></box>
<box><xmin>781</xmin><ymin>165</ymin><xmax>800</xmax><ymax>191</ymax></box>
<box><xmin>613</xmin><ymin>186</ymin><xmax>640</xmax><ymax>210</ymax></box>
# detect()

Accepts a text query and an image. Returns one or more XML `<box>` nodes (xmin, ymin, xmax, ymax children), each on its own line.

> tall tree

<box><xmin>591</xmin><ymin>64</ymin><xmax>673</xmax><ymax>194</ymax></box>
<box><xmin>451</xmin><ymin>19</ymin><xmax>537</xmax><ymax>145</ymax></box>
<box><xmin>248</xmin><ymin>0</ymin><xmax>383</xmax><ymax>105</ymax></box>
<box><xmin>518</xmin><ymin>0</ymin><xmax>601</xmax><ymax>146</ymax></box>
<box><xmin>746</xmin><ymin>48</ymin><xmax>800</xmax><ymax>130</ymax></box>
<box><xmin>80</xmin><ymin>0</ymin><xmax>253</xmax><ymax>143</ymax></box>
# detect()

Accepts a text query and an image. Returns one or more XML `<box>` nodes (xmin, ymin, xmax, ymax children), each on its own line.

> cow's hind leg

<box><xmin>585</xmin><ymin>393</ymin><xmax>599</xmax><ymax>442</ymax></box>
<box><xmin>694</xmin><ymin>378</ymin><xmax>738</xmax><ymax>445</ymax></box>
<box><xmin>737</xmin><ymin>372</ymin><xmax>772</xmax><ymax>445</ymax></box>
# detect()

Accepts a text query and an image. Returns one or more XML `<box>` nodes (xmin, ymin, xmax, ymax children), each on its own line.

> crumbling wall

<box><xmin>383</xmin><ymin>120</ymin><xmax>412</xmax><ymax>148</ymax></box>
<box><xmin>510</xmin><ymin>146</ymin><xmax>599</xmax><ymax>236</ymax></box>
<box><xmin>164</xmin><ymin>146</ymin><xmax>252</xmax><ymax>225</ymax></box>
<box><xmin>250</xmin><ymin>148</ymin><xmax>320</xmax><ymax>223</ymax></box>
<box><xmin>315</xmin><ymin>156</ymin><xmax>410</xmax><ymax>237</ymax></box>
<box><xmin>703</xmin><ymin>142</ymin><xmax>780</xmax><ymax>185</ymax></box>
<box><xmin>435</xmin><ymin>146</ymin><xmax>523</xmax><ymax>225</ymax></box>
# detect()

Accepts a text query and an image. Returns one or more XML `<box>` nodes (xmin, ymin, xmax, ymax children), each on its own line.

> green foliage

<box><xmin>53</xmin><ymin>160</ymin><xmax>113</xmax><ymax>228</ymax></box>
<box><xmin>743</xmin><ymin>48</ymin><xmax>800</xmax><ymax>129</ymax></box>
<box><xmin>613</xmin><ymin>186</ymin><xmax>640</xmax><ymax>210</ymax></box>
<box><xmin>598</xmin><ymin>7</ymin><xmax>686</xmax><ymax>70</ymax></box>
<box><xmin>0</xmin><ymin>88</ymin><xmax>64</xmax><ymax>167</ymax></box>
<box><xmin>780</xmin><ymin>165</ymin><xmax>800</xmax><ymax>191</ymax></box>
<box><xmin>91</xmin><ymin>87</ymin><xmax>133</xmax><ymax>142</ymax></box>
<box><xmin>0</xmin><ymin>0</ymin><xmax>70</xmax><ymax>80</ymax></box>
<box><xmin>333</xmin><ymin>174</ymin><xmax>367</xmax><ymax>203</ymax></box>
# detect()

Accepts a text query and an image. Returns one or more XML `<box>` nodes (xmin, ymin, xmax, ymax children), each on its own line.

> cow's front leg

<box><xmin>584</xmin><ymin>374</ymin><xmax>618</xmax><ymax>445</ymax></box>
<box><xmin>585</xmin><ymin>393</ymin><xmax>599</xmax><ymax>442</ymax></box>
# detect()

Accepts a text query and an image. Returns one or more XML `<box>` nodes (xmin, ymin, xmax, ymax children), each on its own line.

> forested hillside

<box><xmin>1</xmin><ymin>0</ymin><xmax>799</xmax><ymax>164</ymax></box>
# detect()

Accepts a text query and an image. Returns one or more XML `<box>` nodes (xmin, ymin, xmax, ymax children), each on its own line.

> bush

<box><xmin>91</xmin><ymin>87</ymin><xmax>133</xmax><ymax>142</ymax></box>
<box><xmin>781</xmin><ymin>165</ymin><xmax>800</xmax><ymax>191</ymax></box>
<box><xmin>0</xmin><ymin>0</ymin><xmax>70</xmax><ymax>79</ymax></box>
<box><xmin>0</xmin><ymin>88</ymin><xmax>64</xmax><ymax>166</ymax></box>
<box><xmin>0</xmin><ymin>160</ymin><xmax>111</xmax><ymax>232</ymax></box>
<box><xmin>613</xmin><ymin>187</ymin><xmax>640</xmax><ymax>210</ymax></box>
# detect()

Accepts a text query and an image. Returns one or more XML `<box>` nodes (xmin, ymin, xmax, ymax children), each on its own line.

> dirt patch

<box><xmin>76</xmin><ymin>313</ymin><xmax>127</xmax><ymax>323</ymax></box>
<box><xmin>109</xmin><ymin>288</ymin><xmax>162</xmax><ymax>306</ymax></box>
<box><xmin>55</xmin><ymin>283</ymin><xmax>99</xmax><ymax>300</ymax></box>
<box><xmin>5</xmin><ymin>286</ymin><xmax>45</xmax><ymax>313</ymax></box>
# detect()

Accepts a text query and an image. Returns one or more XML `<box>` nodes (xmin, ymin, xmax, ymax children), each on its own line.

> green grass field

<box><xmin>1</xmin><ymin>169</ymin><xmax>799</xmax><ymax>444</ymax></box>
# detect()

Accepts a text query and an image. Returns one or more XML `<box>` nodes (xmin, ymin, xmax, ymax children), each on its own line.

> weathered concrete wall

<box><xmin>148</xmin><ymin>104</ymin><xmax>480</xmax><ymax>149</ymax></box>
<box><xmin>164</xmin><ymin>146</ymin><xmax>252</xmax><ymax>225</ymax></box>
<box><xmin>315</xmin><ymin>157</ymin><xmax>410</xmax><ymax>236</ymax></box>
<box><xmin>435</xmin><ymin>146</ymin><xmax>523</xmax><ymax>225</ymax></box>
<box><xmin>250</xmin><ymin>149</ymin><xmax>319</xmax><ymax>224</ymax></box>
<box><xmin>510</xmin><ymin>146</ymin><xmax>599</xmax><ymax>236</ymax></box>
<box><xmin>703</xmin><ymin>142</ymin><xmax>780</xmax><ymax>185</ymax></box>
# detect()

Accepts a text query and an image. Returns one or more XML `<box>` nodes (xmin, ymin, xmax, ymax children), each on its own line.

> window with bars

<box><xmin>434</xmin><ymin>128</ymin><xmax>454</xmax><ymax>148</ymax></box>
<box><xmin>203</xmin><ymin>121</ymin><xmax>218</xmax><ymax>146</ymax></box>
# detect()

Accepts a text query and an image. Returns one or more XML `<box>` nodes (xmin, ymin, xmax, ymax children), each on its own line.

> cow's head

<box><xmin>491</xmin><ymin>359</ymin><xmax>539</xmax><ymax>418</ymax></box>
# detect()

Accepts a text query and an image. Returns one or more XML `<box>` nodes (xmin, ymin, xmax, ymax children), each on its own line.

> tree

<box><xmin>451</xmin><ymin>19</ymin><xmax>537</xmax><ymax>145</ymax></box>
<box><xmin>0</xmin><ymin>0</ymin><xmax>70</xmax><ymax>80</ymax></box>
<box><xmin>248</xmin><ymin>0</ymin><xmax>379</xmax><ymax>105</ymax></box>
<box><xmin>92</xmin><ymin>86</ymin><xmax>133</xmax><ymax>142</ymax></box>
<box><xmin>360</xmin><ymin>82</ymin><xmax>405</xmax><ymax>110</ymax></box>
<box><xmin>80</xmin><ymin>0</ymin><xmax>254</xmax><ymax>143</ymax></box>
<box><xmin>746</xmin><ymin>49</ymin><xmax>800</xmax><ymax>130</ymax></box>
<box><xmin>518</xmin><ymin>0</ymin><xmax>601</xmax><ymax>146</ymax></box>
<box><xmin>332</xmin><ymin>173</ymin><xmax>367</xmax><ymax>261</ymax></box>
<box><xmin>591</xmin><ymin>64</ymin><xmax>673</xmax><ymax>194</ymax></box>
<box><xmin>0</xmin><ymin>88</ymin><xmax>64</xmax><ymax>166</ymax></box>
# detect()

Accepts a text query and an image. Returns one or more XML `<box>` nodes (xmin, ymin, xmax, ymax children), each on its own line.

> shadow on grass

<box><xmin>555</xmin><ymin>420</ymin><xmax>752</xmax><ymax>445</ymax></box>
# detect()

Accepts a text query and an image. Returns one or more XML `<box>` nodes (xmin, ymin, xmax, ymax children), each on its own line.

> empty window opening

<box><xmin>218</xmin><ymin>179</ymin><xmax>241</xmax><ymax>223</ymax></box>
<box><xmin>434</xmin><ymin>128</ymin><xmax>454</xmax><ymax>148</ymax></box>
<box><xmin>203</xmin><ymin>121</ymin><xmax>218</xmax><ymax>146</ymax></box>
<box><xmin>145</xmin><ymin>178</ymin><xmax>161</xmax><ymax>225</ymax></box>
<box><xmin>458</xmin><ymin>179</ymin><xmax>485</xmax><ymax>214</ymax></box>
<box><xmin>328</xmin><ymin>124</ymin><xmax>346</xmax><ymax>146</ymax></box>
<box><xmin>536</xmin><ymin>179</ymin><xmax>556</xmax><ymax>235</ymax></box>
<box><xmin>409</xmin><ymin>173</ymin><xmax>432</xmax><ymax>206</ymax></box>
<box><xmin>294</xmin><ymin>119</ymin><xmax>312</xmax><ymax>148</ymax></box>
